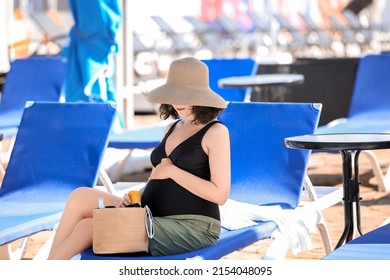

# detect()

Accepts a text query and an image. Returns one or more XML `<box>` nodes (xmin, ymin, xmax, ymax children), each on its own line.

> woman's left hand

<box><xmin>117</xmin><ymin>193</ymin><xmax>131</xmax><ymax>208</ymax></box>
<box><xmin>149</xmin><ymin>158</ymin><xmax>174</xmax><ymax>180</ymax></box>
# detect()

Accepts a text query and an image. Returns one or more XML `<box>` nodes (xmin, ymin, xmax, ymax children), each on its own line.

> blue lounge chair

<box><xmin>316</xmin><ymin>53</ymin><xmax>390</xmax><ymax>191</ymax></box>
<box><xmin>0</xmin><ymin>56</ymin><xmax>65</xmax><ymax>138</ymax></box>
<box><xmin>0</xmin><ymin>102</ymin><xmax>116</xmax><ymax>259</ymax></box>
<box><xmin>322</xmin><ymin>222</ymin><xmax>390</xmax><ymax>260</ymax></box>
<box><xmin>201</xmin><ymin>58</ymin><xmax>258</xmax><ymax>102</ymax></box>
<box><xmin>81</xmin><ymin>101</ymin><xmax>337</xmax><ymax>260</ymax></box>
<box><xmin>0</xmin><ymin>56</ymin><xmax>65</xmax><ymax>180</ymax></box>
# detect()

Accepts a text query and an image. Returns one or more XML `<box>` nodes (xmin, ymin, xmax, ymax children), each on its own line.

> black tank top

<box><xmin>141</xmin><ymin>120</ymin><xmax>221</xmax><ymax>220</ymax></box>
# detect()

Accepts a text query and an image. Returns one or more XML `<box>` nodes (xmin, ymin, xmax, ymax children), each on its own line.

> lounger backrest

<box><xmin>218</xmin><ymin>102</ymin><xmax>321</xmax><ymax>209</ymax></box>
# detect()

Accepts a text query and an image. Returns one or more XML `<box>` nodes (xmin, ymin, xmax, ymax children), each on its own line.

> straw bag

<box><xmin>92</xmin><ymin>205</ymin><xmax>154</xmax><ymax>254</ymax></box>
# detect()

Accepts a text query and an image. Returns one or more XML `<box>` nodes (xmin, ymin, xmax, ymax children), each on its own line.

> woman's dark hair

<box><xmin>159</xmin><ymin>104</ymin><xmax>223</xmax><ymax>124</ymax></box>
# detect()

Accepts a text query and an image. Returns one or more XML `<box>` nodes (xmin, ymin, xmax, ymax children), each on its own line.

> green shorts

<box><xmin>148</xmin><ymin>214</ymin><xmax>221</xmax><ymax>256</ymax></box>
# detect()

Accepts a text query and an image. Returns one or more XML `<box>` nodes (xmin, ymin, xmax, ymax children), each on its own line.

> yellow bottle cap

<box><xmin>128</xmin><ymin>190</ymin><xmax>141</xmax><ymax>205</ymax></box>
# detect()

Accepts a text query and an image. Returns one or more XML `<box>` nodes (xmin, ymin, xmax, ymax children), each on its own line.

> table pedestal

<box><xmin>336</xmin><ymin>150</ymin><xmax>364</xmax><ymax>248</ymax></box>
<box><xmin>284</xmin><ymin>133</ymin><xmax>390</xmax><ymax>249</ymax></box>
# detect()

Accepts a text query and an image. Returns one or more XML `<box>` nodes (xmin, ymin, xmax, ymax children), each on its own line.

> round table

<box><xmin>284</xmin><ymin>133</ymin><xmax>390</xmax><ymax>248</ymax></box>
<box><xmin>218</xmin><ymin>74</ymin><xmax>304</xmax><ymax>101</ymax></box>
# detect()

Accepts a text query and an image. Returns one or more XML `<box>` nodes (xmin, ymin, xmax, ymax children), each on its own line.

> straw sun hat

<box><xmin>146</xmin><ymin>57</ymin><xmax>227</xmax><ymax>109</ymax></box>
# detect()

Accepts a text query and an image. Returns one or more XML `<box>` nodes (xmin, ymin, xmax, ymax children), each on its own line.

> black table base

<box><xmin>336</xmin><ymin>150</ymin><xmax>364</xmax><ymax>248</ymax></box>
<box><xmin>284</xmin><ymin>133</ymin><xmax>390</xmax><ymax>249</ymax></box>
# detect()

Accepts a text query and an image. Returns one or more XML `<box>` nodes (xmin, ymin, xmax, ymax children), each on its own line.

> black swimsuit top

<box><xmin>141</xmin><ymin>120</ymin><xmax>221</xmax><ymax>220</ymax></box>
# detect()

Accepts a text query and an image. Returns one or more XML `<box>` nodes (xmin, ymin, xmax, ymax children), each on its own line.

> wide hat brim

<box><xmin>146</xmin><ymin>83</ymin><xmax>227</xmax><ymax>109</ymax></box>
<box><xmin>146</xmin><ymin>57</ymin><xmax>227</xmax><ymax>109</ymax></box>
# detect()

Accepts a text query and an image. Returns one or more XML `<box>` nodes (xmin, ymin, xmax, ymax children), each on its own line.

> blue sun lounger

<box><xmin>0</xmin><ymin>102</ymin><xmax>116</xmax><ymax>259</ymax></box>
<box><xmin>322</xmin><ymin>222</ymin><xmax>390</xmax><ymax>260</ymax></box>
<box><xmin>82</xmin><ymin>102</ymin><xmax>336</xmax><ymax>260</ymax></box>
<box><xmin>316</xmin><ymin>53</ymin><xmax>390</xmax><ymax>191</ymax></box>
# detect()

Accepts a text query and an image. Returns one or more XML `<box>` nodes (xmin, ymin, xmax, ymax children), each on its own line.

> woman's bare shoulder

<box><xmin>206</xmin><ymin>121</ymin><xmax>229</xmax><ymax>139</ymax></box>
<box><xmin>202</xmin><ymin>121</ymin><xmax>230</xmax><ymax>155</ymax></box>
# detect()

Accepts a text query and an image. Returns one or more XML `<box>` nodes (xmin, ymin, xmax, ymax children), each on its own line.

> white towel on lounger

<box><xmin>219</xmin><ymin>199</ymin><xmax>320</xmax><ymax>255</ymax></box>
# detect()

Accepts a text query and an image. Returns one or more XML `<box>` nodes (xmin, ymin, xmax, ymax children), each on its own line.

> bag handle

<box><xmin>145</xmin><ymin>205</ymin><xmax>155</xmax><ymax>239</ymax></box>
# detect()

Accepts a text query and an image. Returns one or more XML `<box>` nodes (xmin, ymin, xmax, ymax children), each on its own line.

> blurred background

<box><xmin>1</xmin><ymin>0</ymin><xmax>390</xmax><ymax>126</ymax></box>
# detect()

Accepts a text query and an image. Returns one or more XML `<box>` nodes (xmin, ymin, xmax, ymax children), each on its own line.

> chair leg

<box><xmin>0</xmin><ymin>143</ymin><xmax>6</xmax><ymax>182</ymax></box>
<box><xmin>262</xmin><ymin>232</ymin><xmax>290</xmax><ymax>260</ymax></box>
<box><xmin>32</xmin><ymin>232</ymin><xmax>55</xmax><ymax>260</ymax></box>
<box><xmin>384</xmin><ymin>166</ymin><xmax>390</xmax><ymax>190</ymax></box>
<box><xmin>302</xmin><ymin>175</ymin><xmax>338</xmax><ymax>254</ymax></box>
<box><xmin>0</xmin><ymin>160</ymin><xmax>5</xmax><ymax>182</ymax></box>
<box><xmin>316</xmin><ymin>216</ymin><xmax>334</xmax><ymax>254</ymax></box>
<box><xmin>0</xmin><ymin>238</ymin><xmax>28</xmax><ymax>260</ymax></box>
<box><xmin>262</xmin><ymin>216</ymin><xmax>333</xmax><ymax>259</ymax></box>
<box><xmin>361</xmin><ymin>150</ymin><xmax>388</xmax><ymax>192</ymax></box>
<box><xmin>98</xmin><ymin>169</ymin><xmax>117</xmax><ymax>195</ymax></box>
<box><xmin>0</xmin><ymin>137</ymin><xmax>16</xmax><ymax>182</ymax></box>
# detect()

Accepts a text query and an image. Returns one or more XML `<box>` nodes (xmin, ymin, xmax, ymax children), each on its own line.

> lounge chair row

<box><xmin>135</xmin><ymin>12</ymin><xmax>390</xmax><ymax>59</ymax></box>
<box><xmin>0</xmin><ymin>101</ymin><xmax>341</xmax><ymax>260</ymax></box>
<box><xmin>2</xmin><ymin>52</ymin><xmax>390</xmax><ymax>260</ymax></box>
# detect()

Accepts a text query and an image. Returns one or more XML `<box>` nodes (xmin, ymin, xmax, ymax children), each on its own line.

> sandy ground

<box><xmin>224</xmin><ymin>149</ymin><xmax>390</xmax><ymax>260</ymax></box>
<box><xmin>10</xmin><ymin>114</ymin><xmax>390</xmax><ymax>260</ymax></box>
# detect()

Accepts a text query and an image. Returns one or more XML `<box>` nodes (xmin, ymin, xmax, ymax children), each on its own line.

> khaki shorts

<box><xmin>148</xmin><ymin>214</ymin><xmax>221</xmax><ymax>256</ymax></box>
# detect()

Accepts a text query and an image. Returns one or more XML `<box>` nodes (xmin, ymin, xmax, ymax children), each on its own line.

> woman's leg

<box><xmin>48</xmin><ymin>187</ymin><xmax>121</xmax><ymax>259</ymax></box>
<box><xmin>48</xmin><ymin>217</ymin><xmax>93</xmax><ymax>260</ymax></box>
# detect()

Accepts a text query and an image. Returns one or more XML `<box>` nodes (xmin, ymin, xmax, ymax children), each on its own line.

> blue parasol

<box><xmin>63</xmin><ymin>0</ymin><xmax>121</xmax><ymax>102</ymax></box>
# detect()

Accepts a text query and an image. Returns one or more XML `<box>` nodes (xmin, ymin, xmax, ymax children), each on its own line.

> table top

<box><xmin>284</xmin><ymin>133</ymin><xmax>390</xmax><ymax>151</ymax></box>
<box><xmin>218</xmin><ymin>74</ymin><xmax>304</xmax><ymax>88</ymax></box>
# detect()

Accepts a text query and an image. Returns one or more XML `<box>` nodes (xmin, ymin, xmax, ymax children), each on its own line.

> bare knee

<box><xmin>65</xmin><ymin>187</ymin><xmax>121</xmax><ymax>215</ymax></box>
<box><xmin>67</xmin><ymin>187</ymin><xmax>92</xmax><ymax>204</ymax></box>
<box><xmin>64</xmin><ymin>187</ymin><xmax>95</xmax><ymax>216</ymax></box>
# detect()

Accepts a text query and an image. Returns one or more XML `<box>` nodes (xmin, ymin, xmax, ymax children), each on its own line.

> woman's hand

<box><xmin>149</xmin><ymin>157</ymin><xmax>174</xmax><ymax>180</ymax></box>
<box><xmin>117</xmin><ymin>193</ymin><xmax>131</xmax><ymax>208</ymax></box>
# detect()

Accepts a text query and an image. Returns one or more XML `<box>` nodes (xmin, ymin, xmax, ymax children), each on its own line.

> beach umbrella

<box><xmin>63</xmin><ymin>0</ymin><xmax>121</xmax><ymax>102</ymax></box>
